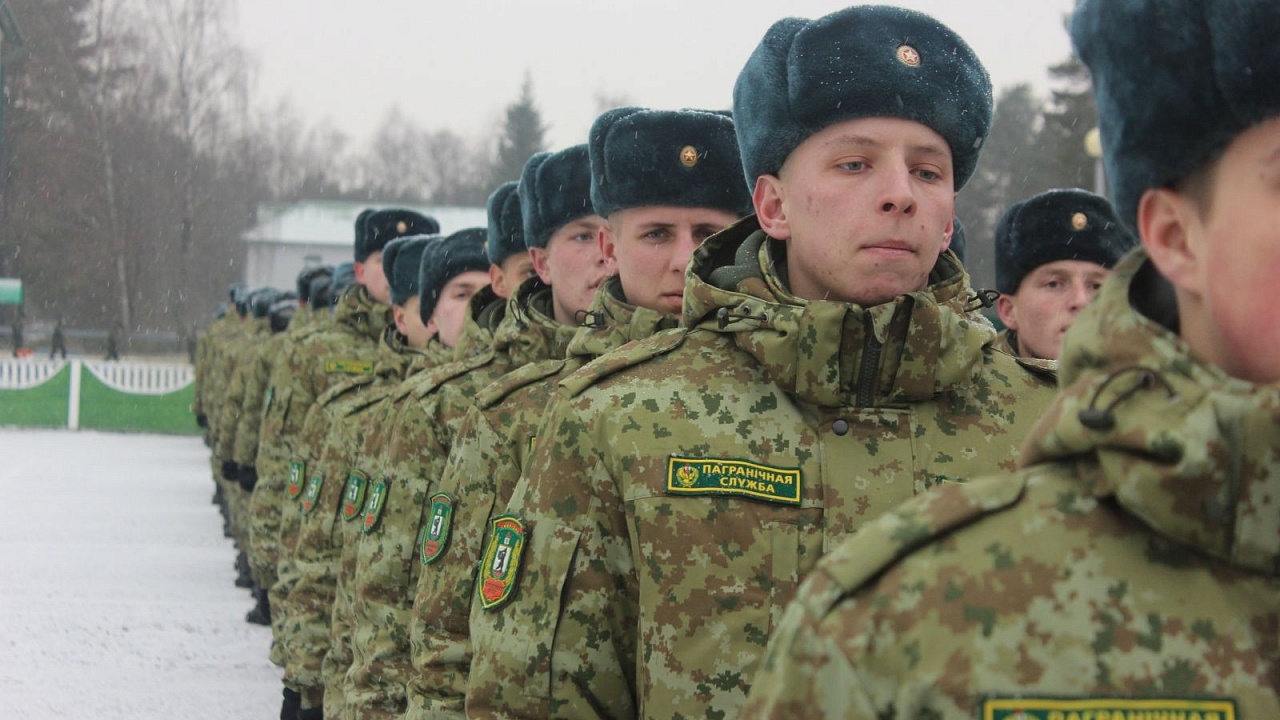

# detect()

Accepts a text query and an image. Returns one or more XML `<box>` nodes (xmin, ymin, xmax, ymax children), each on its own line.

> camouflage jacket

<box><xmin>192</xmin><ymin>314</ymin><xmax>238</xmax><ymax>420</ymax></box>
<box><xmin>340</xmin><ymin>279</ymin><xmax>579</xmax><ymax>719</ymax></box>
<box><xmin>465</xmin><ymin>216</ymin><xmax>1059</xmax><ymax>720</ymax></box>
<box><xmin>741</xmin><ymin>249</ymin><xmax>1280</xmax><ymax>720</ymax></box>
<box><xmin>993</xmin><ymin>328</ymin><xmax>1021</xmax><ymax>358</ymax></box>
<box><xmin>273</xmin><ymin>329</ymin><xmax>450</xmax><ymax>692</ymax></box>
<box><xmin>404</xmin><ymin>276</ymin><xmax>680</xmax><ymax>720</ymax></box>
<box><xmin>210</xmin><ymin>318</ymin><xmax>268</xmax><ymax>454</ymax></box>
<box><xmin>321</xmin><ymin>287</ymin><xmax>507</xmax><ymax>718</ymax></box>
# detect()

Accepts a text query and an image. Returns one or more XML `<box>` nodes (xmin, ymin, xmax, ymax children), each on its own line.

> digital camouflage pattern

<box><xmin>322</xmin><ymin>287</ymin><xmax>507</xmax><ymax>720</ymax></box>
<box><xmin>274</xmin><ymin>329</ymin><xmax>451</xmax><ymax>703</ymax></box>
<box><xmin>340</xmin><ymin>279</ymin><xmax>580</xmax><ymax>720</ymax></box>
<box><xmin>741</xmin><ymin>249</ymin><xmax>1280</xmax><ymax>719</ymax></box>
<box><xmin>403</xmin><ymin>276</ymin><xmax>680</xmax><ymax>720</ymax></box>
<box><xmin>466</xmin><ymin>216</ymin><xmax>1059</xmax><ymax>720</ymax></box>
<box><xmin>245</xmin><ymin>308</ymin><xmax>337</xmax><ymax>589</ymax></box>
<box><xmin>993</xmin><ymin>328</ymin><xmax>1021</xmax><ymax>358</ymax></box>
<box><xmin>192</xmin><ymin>312</ymin><xmax>240</xmax><ymax>423</ymax></box>
<box><xmin>209</xmin><ymin>317</ymin><xmax>269</xmax><ymax>545</ymax></box>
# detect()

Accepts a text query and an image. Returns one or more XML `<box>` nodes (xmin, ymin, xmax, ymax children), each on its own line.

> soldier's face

<box><xmin>489</xmin><ymin>252</ymin><xmax>536</xmax><ymax>300</ymax></box>
<box><xmin>755</xmin><ymin>117</ymin><xmax>956</xmax><ymax>306</ymax></box>
<box><xmin>996</xmin><ymin>260</ymin><xmax>1109</xmax><ymax>360</ymax></box>
<box><xmin>1143</xmin><ymin>116</ymin><xmax>1280</xmax><ymax>384</ymax></box>
<box><xmin>531</xmin><ymin>216</ymin><xmax>609</xmax><ymax>325</ymax></box>
<box><xmin>393</xmin><ymin>296</ymin><xmax>434</xmax><ymax>348</ymax></box>
<box><xmin>355</xmin><ymin>252</ymin><xmax>392</xmax><ymax>305</ymax></box>
<box><xmin>427</xmin><ymin>271</ymin><xmax>490</xmax><ymax>348</ymax></box>
<box><xmin>602</xmin><ymin>206</ymin><xmax>740</xmax><ymax>315</ymax></box>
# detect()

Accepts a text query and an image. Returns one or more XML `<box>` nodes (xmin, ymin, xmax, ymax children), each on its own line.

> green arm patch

<box><xmin>477</xmin><ymin>514</ymin><xmax>527</xmax><ymax>610</ymax></box>
<box><xmin>324</xmin><ymin>359</ymin><xmax>375</xmax><ymax>375</ymax></box>
<box><xmin>665</xmin><ymin>455</ymin><xmax>802</xmax><ymax>506</ymax></box>
<box><xmin>360</xmin><ymin>477</ymin><xmax>389</xmax><ymax>533</ymax></box>
<box><xmin>300</xmin><ymin>474</ymin><xmax>324</xmax><ymax>514</ymax></box>
<box><xmin>420</xmin><ymin>492</ymin><xmax>454</xmax><ymax>565</ymax></box>
<box><xmin>340</xmin><ymin>470</ymin><xmax>369</xmax><ymax>521</ymax></box>
<box><xmin>286</xmin><ymin>458</ymin><xmax>306</xmax><ymax>498</ymax></box>
<box><xmin>980</xmin><ymin>696</ymin><xmax>1237</xmax><ymax>720</ymax></box>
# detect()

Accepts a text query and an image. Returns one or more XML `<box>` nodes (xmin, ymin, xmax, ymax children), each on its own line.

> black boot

<box><xmin>234</xmin><ymin>551</ymin><xmax>253</xmax><ymax>589</ymax></box>
<box><xmin>211</xmin><ymin>482</ymin><xmax>224</xmax><ymax>506</ymax></box>
<box><xmin>245</xmin><ymin>585</ymin><xmax>271</xmax><ymax>626</ymax></box>
<box><xmin>280</xmin><ymin>688</ymin><xmax>301</xmax><ymax>720</ymax></box>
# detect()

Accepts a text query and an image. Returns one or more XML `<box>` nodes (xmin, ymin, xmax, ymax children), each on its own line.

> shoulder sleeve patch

<box><xmin>477</xmin><ymin>359</ymin><xmax>567</xmax><ymax>409</ymax></box>
<box><xmin>324</xmin><ymin>358</ymin><xmax>374</xmax><ymax>375</ymax></box>
<box><xmin>559</xmin><ymin>327</ymin><xmax>688</xmax><ymax>397</ymax></box>
<box><xmin>818</xmin><ymin>472</ymin><xmax>1028</xmax><ymax>595</ymax></box>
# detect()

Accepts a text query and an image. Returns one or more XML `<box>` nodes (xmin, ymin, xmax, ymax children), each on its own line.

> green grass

<box><xmin>0</xmin><ymin>365</ymin><xmax>70</xmax><ymax>428</ymax></box>
<box><xmin>77</xmin><ymin>372</ymin><xmax>201</xmax><ymax>435</ymax></box>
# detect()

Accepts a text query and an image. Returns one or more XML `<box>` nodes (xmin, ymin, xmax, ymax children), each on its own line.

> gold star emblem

<box><xmin>396</xmin><ymin>221</ymin><xmax>408</xmax><ymax>234</ymax></box>
<box><xmin>896</xmin><ymin>45</ymin><xmax>921</xmax><ymax>67</ymax></box>
<box><xmin>1071</xmin><ymin>212</ymin><xmax>1088</xmax><ymax>230</ymax></box>
<box><xmin>680</xmin><ymin>146</ymin><xmax>699</xmax><ymax>168</ymax></box>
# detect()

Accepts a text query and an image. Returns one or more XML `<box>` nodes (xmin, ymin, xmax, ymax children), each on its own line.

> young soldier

<box><xmin>257</xmin><ymin>209</ymin><xmax>435</xmax><ymax>712</ymax></box>
<box><xmin>411</xmin><ymin>115</ymin><xmax>746</xmax><ymax>719</ymax></box>
<box><xmin>272</xmin><ymin>234</ymin><xmax>455</xmax><ymax>719</ymax></box>
<box><xmin>742</xmin><ymin>1</ymin><xmax>1280</xmax><ymax>718</ymax></box>
<box><xmin>466</xmin><ymin>8</ymin><xmax>1058</xmax><ymax>719</ymax></box>
<box><xmin>485</xmin><ymin>182</ymin><xmax>539</xmax><ymax>299</ymax></box>
<box><xmin>329</xmin><ymin>208</ymin><xmax>568</xmax><ymax>720</ymax></box>
<box><xmin>993</xmin><ymin>188</ymin><xmax>1133</xmax><ymax>359</ymax></box>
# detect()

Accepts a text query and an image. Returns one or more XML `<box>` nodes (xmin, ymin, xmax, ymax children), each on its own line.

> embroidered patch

<box><xmin>340</xmin><ymin>470</ymin><xmax>369</xmax><ymax>521</ymax></box>
<box><xmin>361</xmin><ymin>478</ymin><xmax>389</xmax><ymax>533</ymax></box>
<box><xmin>301</xmin><ymin>474</ymin><xmax>324</xmax><ymax>514</ymax></box>
<box><xmin>286</xmin><ymin>458</ymin><xmax>306</xmax><ymax>498</ymax></box>
<box><xmin>979</xmin><ymin>696</ymin><xmax>1238</xmax><ymax>720</ymax></box>
<box><xmin>665</xmin><ymin>456</ymin><xmax>802</xmax><ymax>506</ymax></box>
<box><xmin>478</xmin><ymin>515</ymin><xmax>527</xmax><ymax>610</ymax></box>
<box><xmin>324</xmin><ymin>359</ymin><xmax>374</xmax><ymax>375</ymax></box>
<box><xmin>420</xmin><ymin>493</ymin><xmax>454</xmax><ymax>565</ymax></box>
<box><xmin>527</xmin><ymin>435</ymin><xmax>537</xmax><ymax>457</ymax></box>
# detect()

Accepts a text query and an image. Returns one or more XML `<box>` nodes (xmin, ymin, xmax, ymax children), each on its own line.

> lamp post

<box><xmin>1084</xmin><ymin>127</ymin><xmax>1106</xmax><ymax>196</ymax></box>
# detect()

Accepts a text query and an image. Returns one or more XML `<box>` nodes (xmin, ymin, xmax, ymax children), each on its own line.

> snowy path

<box><xmin>0</xmin><ymin>429</ymin><xmax>280</xmax><ymax>719</ymax></box>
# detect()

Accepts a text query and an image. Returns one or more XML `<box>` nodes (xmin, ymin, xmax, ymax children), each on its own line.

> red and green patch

<box><xmin>361</xmin><ymin>478</ymin><xmax>389</xmax><ymax>533</ymax></box>
<box><xmin>286</xmin><ymin>458</ymin><xmax>306</xmax><ymax>498</ymax></box>
<box><xmin>420</xmin><ymin>493</ymin><xmax>454</xmax><ymax>565</ymax></box>
<box><xmin>341</xmin><ymin>470</ymin><xmax>369</xmax><ymax>521</ymax></box>
<box><xmin>478</xmin><ymin>514</ymin><xmax>526</xmax><ymax>610</ymax></box>
<box><xmin>300</xmin><ymin>474</ymin><xmax>324</xmax><ymax>514</ymax></box>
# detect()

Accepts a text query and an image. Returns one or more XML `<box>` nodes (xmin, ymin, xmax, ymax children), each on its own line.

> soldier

<box><xmin>466</xmin><ymin>8</ymin><xmax>1059</xmax><ymax>719</ymax></box>
<box><xmin>484</xmin><ymin>182</ymin><xmax>539</xmax><ymax>300</ymax></box>
<box><xmin>993</xmin><ymin>188</ymin><xmax>1133</xmax><ymax>359</ymax></box>
<box><xmin>104</xmin><ymin>321</ymin><xmax>122</xmax><ymax>360</ymax></box>
<box><xmin>741</xmin><ymin>1</ymin><xmax>1280</xmax><ymax>718</ymax></box>
<box><xmin>335</xmin><ymin>179</ymin><xmax>591</xmax><ymax>720</ymax></box>
<box><xmin>257</xmin><ymin>209</ymin><xmax>435</xmax><ymax>716</ymax></box>
<box><xmin>435</xmin><ymin>111</ymin><xmax>747</xmax><ymax>720</ymax></box>
<box><xmin>49</xmin><ymin>316</ymin><xmax>67</xmax><ymax>359</ymax></box>
<box><xmin>274</xmin><ymin>234</ymin><xmax>455</xmax><ymax>720</ymax></box>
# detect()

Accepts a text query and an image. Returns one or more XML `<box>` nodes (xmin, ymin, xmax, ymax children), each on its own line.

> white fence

<box><xmin>0</xmin><ymin>359</ymin><xmax>194</xmax><ymax>431</ymax></box>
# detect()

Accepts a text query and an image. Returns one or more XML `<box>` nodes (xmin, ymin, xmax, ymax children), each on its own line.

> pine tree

<box><xmin>489</xmin><ymin>73</ymin><xmax>547</xmax><ymax>188</ymax></box>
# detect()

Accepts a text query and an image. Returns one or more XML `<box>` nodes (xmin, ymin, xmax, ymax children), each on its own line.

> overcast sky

<box><xmin>236</xmin><ymin>0</ymin><xmax>1080</xmax><ymax>152</ymax></box>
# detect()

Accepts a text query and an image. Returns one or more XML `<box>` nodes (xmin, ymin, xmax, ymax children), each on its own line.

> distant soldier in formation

<box><xmin>104</xmin><ymin>321</ymin><xmax>122</xmax><ymax>361</ymax></box>
<box><xmin>742</xmin><ymin>0</ymin><xmax>1280</xmax><ymax>717</ymax></box>
<box><xmin>11</xmin><ymin>316</ymin><xmax>22</xmax><ymax>357</ymax></box>
<box><xmin>992</xmin><ymin>188</ymin><xmax>1134</xmax><ymax>360</ymax></box>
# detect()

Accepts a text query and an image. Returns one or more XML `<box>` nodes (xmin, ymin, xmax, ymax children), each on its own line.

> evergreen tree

<box><xmin>1036</xmin><ymin>53</ymin><xmax>1098</xmax><ymax>191</ymax></box>
<box><xmin>489</xmin><ymin>73</ymin><xmax>547</xmax><ymax>188</ymax></box>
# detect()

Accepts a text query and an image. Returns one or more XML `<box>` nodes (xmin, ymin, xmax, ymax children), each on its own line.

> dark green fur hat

<box><xmin>520</xmin><ymin>145</ymin><xmax>596</xmax><ymax>249</ymax></box>
<box><xmin>1072</xmin><ymin>0</ymin><xmax>1280</xmax><ymax>232</ymax></box>
<box><xmin>418</xmin><ymin>228</ymin><xmax>490</xmax><ymax>325</ymax></box>
<box><xmin>589</xmin><ymin>107</ymin><xmax>752</xmax><ymax>218</ymax></box>
<box><xmin>356</xmin><ymin>209</ymin><xmax>440</xmax><ymax>262</ymax></box>
<box><xmin>733</xmin><ymin>5</ymin><xmax>992</xmax><ymax>189</ymax></box>
<box><xmin>382</xmin><ymin>235</ymin><xmax>438</xmax><ymax>307</ymax></box>
<box><xmin>995</xmin><ymin>188</ymin><xmax>1135</xmax><ymax>294</ymax></box>
<box><xmin>329</xmin><ymin>262</ymin><xmax>356</xmax><ymax>305</ymax></box>
<box><xmin>296</xmin><ymin>265</ymin><xmax>333</xmax><ymax>304</ymax></box>
<box><xmin>486</xmin><ymin>182</ymin><xmax>526</xmax><ymax>265</ymax></box>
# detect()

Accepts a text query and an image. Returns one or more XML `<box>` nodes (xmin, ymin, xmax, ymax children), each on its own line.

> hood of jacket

<box><xmin>491</xmin><ymin>277</ymin><xmax>580</xmax><ymax>368</ymax></box>
<box><xmin>1022</xmin><ymin>248</ymin><xmax>1280</xmax><ymax>577</ymax></box>
<box><xmin>333</xmin><ymin>284</ymin><xmax>394</xmax><ymax>344</ymax></box>
<box><xmin>566</xmin><ymin>275</ymin><xmax>681</xmax><ymax>362</ymax></box>
<box><xmin>682</xmin><ymin>215</ymin><xmax>1001</xmax><ymax>408</ymax></box>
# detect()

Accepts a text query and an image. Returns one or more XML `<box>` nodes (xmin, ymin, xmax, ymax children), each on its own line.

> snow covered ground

<box><xmin>0</xmin><ymin>429</ymin><xmax>280</xmax><ymax>719</ymax></box>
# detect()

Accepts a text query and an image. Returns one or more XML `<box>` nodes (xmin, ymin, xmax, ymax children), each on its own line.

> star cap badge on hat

<box><xmin>680</xmin><ymin>145</ymin><xmax>699</xmax><ymax>168</ymax></box>
<box><xmin>896</xmin><ymin>44</ymin><xmax>921</xmax><ymax>67</ymax></box>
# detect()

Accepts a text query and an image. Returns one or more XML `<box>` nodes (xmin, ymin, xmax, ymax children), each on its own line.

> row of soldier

<box><xmin>192</xmin><ymin>1</ymin><xmax>1280</xmax><ymax>719</ymax></box>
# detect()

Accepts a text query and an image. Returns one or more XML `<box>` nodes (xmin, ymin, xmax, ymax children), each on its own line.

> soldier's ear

<box><xmin>599</xmin><ymin>222</ymin><xmax>619</xmax><ymax>276</ymax></box>
<box><xmin>1139</xmin><ymin>187</ymin><xmax>1204</xmax><ymax>300</ymax></box>
<box><xmin>994</xmin><ymin>293</ymin><xmax>1018</xmax><ymax>331</ymax></box>
<box><xmin>753</xmin><ymin>174</ymin><xmax>791</xmax><ymax>240</ymax></box>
